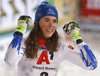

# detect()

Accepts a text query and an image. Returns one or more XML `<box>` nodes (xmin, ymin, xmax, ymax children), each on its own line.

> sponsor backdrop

<box><xmin>79</xmin><ymin>0</ymin><xmax>100</xmax><ymax>49</ymax></box>
<box><xmin>80</xmin><ymin>0</ymin><xmax>100</xmax><ymax>23</ymax></box>
<box><xmin>0</xmin><ymin>0</ymin><xmax>100</xmax><ymax>76</ymax></box>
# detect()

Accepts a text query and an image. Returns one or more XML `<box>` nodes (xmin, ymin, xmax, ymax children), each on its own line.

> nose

<box><xmin>49</xmin><ymin>21</ymin><xmax>53</xmax><ymax>27</ymax></box>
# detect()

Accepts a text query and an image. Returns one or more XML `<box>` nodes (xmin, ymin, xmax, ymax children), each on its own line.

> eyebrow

<box><xmin>43</xmin><ymin>18</ymin><xmax>57</xmax><ymax>20</ymax></box>
<box><xmin>43</xmin><ymin>18</ymin><xmax>49</xmax><ymax>20</ymax></box>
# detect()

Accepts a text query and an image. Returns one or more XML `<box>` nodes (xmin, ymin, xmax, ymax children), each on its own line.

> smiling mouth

<box><xmin>46</xmin><ymin>29</ymin><xmax>53</xmax><ymax>32</ymax></box>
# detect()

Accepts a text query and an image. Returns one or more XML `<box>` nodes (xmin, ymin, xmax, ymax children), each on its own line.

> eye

<box><xmin>45</xmin><ymin>19</ymin><xmax>49</xmax><ymax>22</ymax></box>
<box><xmin>53</xmin><ymin>20</ymin><xmax>57</xmax><ymax>23</ymax></box>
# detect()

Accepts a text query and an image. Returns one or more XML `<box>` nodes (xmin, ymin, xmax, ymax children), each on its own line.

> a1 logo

<box><xmin>36</xmin><ymin>51</ymin><xmax>54</xmax><ymax>64</ymax></box>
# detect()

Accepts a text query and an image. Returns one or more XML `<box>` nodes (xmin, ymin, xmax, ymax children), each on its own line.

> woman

<box><xmin>4</xmin><ymin>1</ymin><xmax>97</xmax><ymax>76</ymax></box>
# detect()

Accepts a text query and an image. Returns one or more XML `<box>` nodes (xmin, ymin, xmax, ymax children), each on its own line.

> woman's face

<box><xmin>39</xmin><ymin>16</ymin><xmax>57</xmax><ymax>38</ymax></box>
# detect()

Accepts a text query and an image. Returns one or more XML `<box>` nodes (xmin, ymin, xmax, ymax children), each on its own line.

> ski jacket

<box><xmin>4</xmin><ymin>34</ymin><xmax>97</xmax><ymax>76</ymax></box>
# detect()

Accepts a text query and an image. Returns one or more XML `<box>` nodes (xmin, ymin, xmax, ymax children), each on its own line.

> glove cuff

<box><xmin>76</xmin><ymin>39</ymin><xmax>83</xmax><ymax>44</ymax></box>
<box><xmin>71</xmin><ymin>33</ymin><xmax>82</xmax><ymax>44</ymax></box>
<box><xmin>15</xmin><ymin>25</ymin><xmax>26</xmax><ymax>35</ymax></box>
<box><xmin>71</xmin><ymin>33</ymin><xmax>82</xmax><ymax>39</ymax></box>
<box><xmin>14</xmin><ymin>31</ymin><xmax>23</xmax><ymax>37</ymax></box>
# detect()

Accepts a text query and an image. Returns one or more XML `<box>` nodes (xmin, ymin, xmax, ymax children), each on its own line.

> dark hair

<box><xmin>24</xmin><ymin>21</ymin><xmax>59</xmax><ymax>59</ymax></box>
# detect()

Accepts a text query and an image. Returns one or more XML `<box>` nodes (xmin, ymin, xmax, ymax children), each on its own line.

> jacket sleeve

<box><xmin>62</xmin><ymin>42</ymin><xmax>98</xmax><ymax>70</ymax></box>
<box><xmin>4</xmin><ymin>34</ymin><xmax>25</xmax><ymax>67</ymax></box>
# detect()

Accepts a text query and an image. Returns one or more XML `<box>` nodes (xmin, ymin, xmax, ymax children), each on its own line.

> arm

<box><xmin>4</xmin><ymin>34</ymin><xmax>23</xmax><ymax>67</ymax></box>
<box><xmin>78</xmin><ymin>42</ymin><xmax>97</xmax><ymax>70</ymax></box>
<box><xmin>4</xmin><ymin>15</ymin><xmax>32</xmax><ymax>67</ymax></box>
<box><xmin>63</xmin><ymin>22</ymin><xmax>97</xmax><ymax>70</ymax></box>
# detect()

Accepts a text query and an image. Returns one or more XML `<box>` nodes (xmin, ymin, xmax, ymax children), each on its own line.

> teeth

<box><xmin>47</xmin><ymin>29</ymin><xmax>53</xmax><ymax>32</ymax></box>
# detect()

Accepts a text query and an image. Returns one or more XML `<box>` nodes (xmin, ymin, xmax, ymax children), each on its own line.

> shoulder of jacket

<box><xmin>21</xmin><ymin>37</ymin><xmax>27</xmax><ymax>48</ymax></box>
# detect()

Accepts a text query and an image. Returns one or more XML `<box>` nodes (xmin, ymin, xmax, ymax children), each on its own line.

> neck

<box><xmin>38</xmin><ymin>37</ymin><xmax>47</xmax><ymax>48</ymax></box>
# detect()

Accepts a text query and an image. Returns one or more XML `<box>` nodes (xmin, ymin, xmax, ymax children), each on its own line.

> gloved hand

<box><xmin>14</xmin><ymin>15</ymin><xmax>32</xmax><ymax>36</ymax></box>
<box><xmin>63</xmin><ymin>22</ymin><xmax>83</xmax><ymax>44</ymax></box>
<box><xmin>10</xmin><ymin>15</ymin><xmax>32</xmax><ymax>51</ymax></box>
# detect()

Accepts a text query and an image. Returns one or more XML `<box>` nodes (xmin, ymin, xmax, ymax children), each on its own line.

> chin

<box><xmin>44</xmin><ymin>35</ymin><xmax>52</xmax><ymax>39</ymax></box>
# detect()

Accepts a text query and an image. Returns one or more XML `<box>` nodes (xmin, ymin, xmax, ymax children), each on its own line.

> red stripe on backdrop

<box><xmin>81</xmin><ymin>0</ymin><xmax>100</xmax><ymax>16</ymax></box>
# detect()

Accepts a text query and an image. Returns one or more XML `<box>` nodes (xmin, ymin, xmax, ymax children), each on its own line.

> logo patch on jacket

<box><xmin>68</xmin><ymin>45</ymin><xmax>74</xmax><ymax>50</ymax></box>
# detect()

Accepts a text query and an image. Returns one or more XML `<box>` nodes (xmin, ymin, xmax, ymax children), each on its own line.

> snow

<box><xmin>0</xmin><ymin>0</ymin><xmax>100</xmax><ymax>75</ymax></box>
<box><xmin>0</xmin><ymin>26</ymin><xmax>100</xmax><ymax>76</ymax></box>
